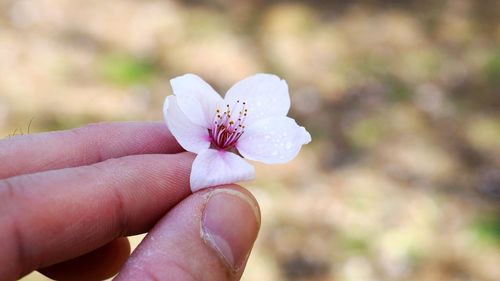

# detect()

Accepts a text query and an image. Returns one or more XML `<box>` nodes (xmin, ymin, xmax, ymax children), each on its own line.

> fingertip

<box><xmin>201</xmin><ymin>186</ymin><xmax>261</xmax><ymax>273</ymax></box>
<box><xmin>198</xmin><ymin>184</ymin><xmax>261</xmax><ymax>226</ymax></box>
<box><xmin>117</xmin><ymin>185</ymin><xmax>261</xmax><ymax>281</ymax></box>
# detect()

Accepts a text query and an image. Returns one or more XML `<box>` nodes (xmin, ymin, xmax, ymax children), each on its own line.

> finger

<box><xmin>38</xmin><ymin>237</ymin><xmax>130</xmax><ymax>281</ymax></box>
<box><xmin>0</xmin><ymin>121</ymin><xmax>183</xmax><ymax>179</ymax></box>
<box><xmin>0</xmin><ymin>152</ymin><xmax>194</xmax><ymax>280</ymax></box>
<box><xmin>116</xmin><ymin>185</ymin><xmax>261</xmax><ymax>281</ymax></box>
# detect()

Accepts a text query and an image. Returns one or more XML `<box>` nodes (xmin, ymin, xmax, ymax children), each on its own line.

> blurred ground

<box><xmin>1</xmin><ymin>0</ymin><xmax>499</xmax><ymax>280</ymax></box>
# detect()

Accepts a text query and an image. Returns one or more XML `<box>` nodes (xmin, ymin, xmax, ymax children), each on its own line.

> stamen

<box><xmin>209</xmin><ymin>101</ymin><xmax>248</xmax><ymax>149</ymax></box>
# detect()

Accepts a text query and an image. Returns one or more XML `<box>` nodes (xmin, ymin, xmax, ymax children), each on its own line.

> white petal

<box><xmin>163</xmin><ymin>95</ymin><xmax>211</xmax><ymax>153</ymax></box>
<box><xmin>190</xmin><ymin>149</ymin><xmax>256</xmax><ymax>192</ymax></box>
<box><xmin>224</xmin><ymin>73</ymin><xmax>290</xmax><ymax>123</ymax></box>
<box><xmin>170</xmin><ymin>74</ymin><xmax>223</xmax><ymax>128</ymax></box>
<box><xmin>236</xmin><ymin>116</ymin><xmax>311</xmax><ymax>164</ymax></box>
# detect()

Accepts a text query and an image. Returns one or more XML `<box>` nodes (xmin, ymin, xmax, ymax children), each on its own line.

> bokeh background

<box><xmin>1</xmin><ymin>0</ymin><xmax>499</xmax><ymax>280</ymax></box>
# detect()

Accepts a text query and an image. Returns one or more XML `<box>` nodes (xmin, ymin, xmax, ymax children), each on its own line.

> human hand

<box><xmin>0</xmin><ymin>122</ymin><xmax>260</xmax><ymax>281</ymax></box>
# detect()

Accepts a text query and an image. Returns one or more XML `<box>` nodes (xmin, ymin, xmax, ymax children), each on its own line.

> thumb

<box><xmin>115</xmin><ymin>185</ymin><xmax>261</xmax><ymax>281</ymax></box>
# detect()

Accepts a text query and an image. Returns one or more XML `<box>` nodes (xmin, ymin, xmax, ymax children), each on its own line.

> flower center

<box><xmin>210</xmin><ymin>100</ymin><xmax>248</xmax><ymax>150</ymax></box>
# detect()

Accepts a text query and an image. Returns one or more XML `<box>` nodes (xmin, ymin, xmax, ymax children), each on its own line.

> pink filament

<box><xmin>210</xmin><ymin>101</ymin><xmax>247</xmax><ymax>149</ymax></box>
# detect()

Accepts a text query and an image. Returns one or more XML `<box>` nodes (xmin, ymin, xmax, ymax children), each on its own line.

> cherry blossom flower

<box><xmin>163</xmin><ymin>73</ymin><xmax>311</xmax><ymax>192</ymax></box>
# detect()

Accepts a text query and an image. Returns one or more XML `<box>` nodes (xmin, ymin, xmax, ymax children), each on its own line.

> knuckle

<box><xmin>0</xmin><ymin>178</ymin><xmax>22</xmax><ymax>212</ymax></box>
<box><xmin>7</xmin><ymin>216</ymin><xmax>28</xmax><ymax>278</ymax></box>
<box><xmin>0</xmin><ymin>201</ymin><xmax>28</xmax><ymax>279</ymax></box>
<box><xmin>111</xmin><ymin>186</ymin><xmax>128</xmax><ymax>236</ymax></box>
<box><xmin>148</xmin><ymin>260</ymin><xmax>200</xmax><ymax>281</ymax></box>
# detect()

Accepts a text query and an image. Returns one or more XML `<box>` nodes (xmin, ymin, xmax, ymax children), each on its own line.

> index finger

<box><xmin>0</xmin><ymin>121</ymin><xmax>183</xmax><ymax>179</ymax></box>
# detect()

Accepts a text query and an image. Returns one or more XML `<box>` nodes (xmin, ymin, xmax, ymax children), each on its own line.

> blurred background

<box><xmin>1</xmin><ymin>0</ymin><xmax>499</xmax><ymax>280</ymax></box>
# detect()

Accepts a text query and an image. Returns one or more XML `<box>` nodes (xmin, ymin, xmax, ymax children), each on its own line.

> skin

<box><xmin>0</xmin><ymin>121</ymin><xmax>261</xmax><ymax>281</ymax></box>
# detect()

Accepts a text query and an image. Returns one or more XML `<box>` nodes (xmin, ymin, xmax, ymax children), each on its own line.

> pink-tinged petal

<box><xmin>224</xmin><ymin>73</ymin><xmax>290</xmax><ymax>122</ymax></box>
<box><xmin>236</xmin><ymin>116</ymin><xmax>311</xmax><ymax>164</ymax></box>
<box><xmin>171</xmin><ymin>74</ymin><xmax>224</xmax><ymax>128</ymax></box>
<box><xmin>190</xmin><ymin>149</ymin><xmax>256</xmax><ymax>192</ymax></box>
<box><xmin>163</xmin><ymin>96</ymin><xmax>211</xmax><ymax>153</ymax></box>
